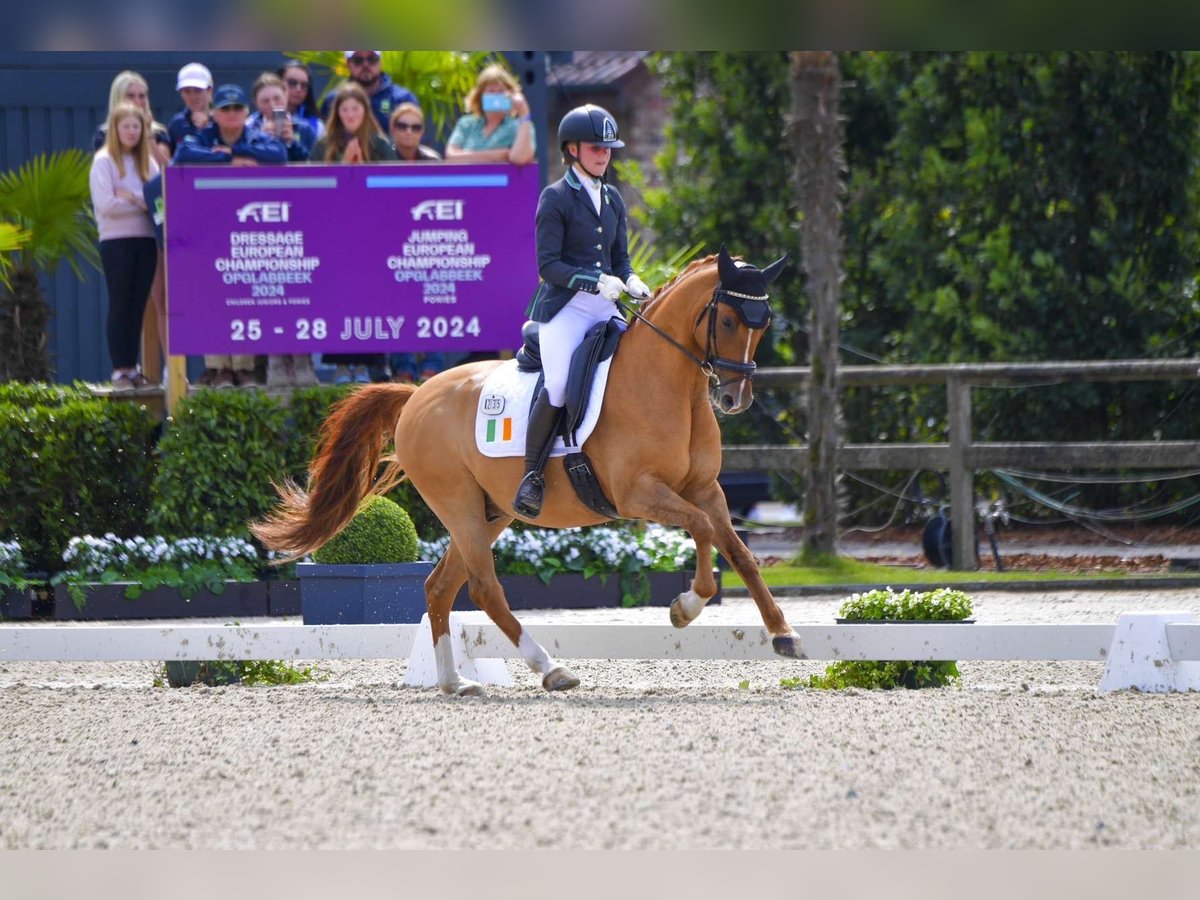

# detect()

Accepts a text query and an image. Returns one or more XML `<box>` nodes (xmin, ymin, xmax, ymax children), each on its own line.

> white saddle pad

<box><xmin>474</xmin><ymin>357</ymin><xmax>613</xmax><ymax>458</ymax></box>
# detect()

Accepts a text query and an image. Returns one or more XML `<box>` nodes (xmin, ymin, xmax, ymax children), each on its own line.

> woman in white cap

<box><xmin>167</xmin><ymin>62</ymin><xmax>213</xmax><ymax>154</ymax></box>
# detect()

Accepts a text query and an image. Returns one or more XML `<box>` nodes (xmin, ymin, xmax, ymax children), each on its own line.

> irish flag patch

<box><xmin>485</xmin><ymin>417</ymin><xmax>513</xmax><ymax>442</ymax></box>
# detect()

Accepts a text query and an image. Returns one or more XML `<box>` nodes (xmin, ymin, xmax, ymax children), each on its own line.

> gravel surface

<box><xmin>2</xmin><ymin>587</ymin><xmax>1198</xmax><ymax>849</ymax></box>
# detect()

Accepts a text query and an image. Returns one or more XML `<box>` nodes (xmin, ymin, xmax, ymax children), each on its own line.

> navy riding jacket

<box><xmin>524</xmin><ymin>167</ymin><xmax>635</xmax><ymax>322</ymax></box>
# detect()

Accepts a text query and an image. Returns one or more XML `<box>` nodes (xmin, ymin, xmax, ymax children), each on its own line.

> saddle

<box><xmin>515</xmin><ymin>318</ymin><xmax>623</xmax><ymax>519</ymax></box>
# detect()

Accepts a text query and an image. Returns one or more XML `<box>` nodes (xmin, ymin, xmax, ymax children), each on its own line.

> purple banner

<box><xmin>164</xmin><ymin>164</ymin><xmax>540</xmax><ymax>354</ymax></box>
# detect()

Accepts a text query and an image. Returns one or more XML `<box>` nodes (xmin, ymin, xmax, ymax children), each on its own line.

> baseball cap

<box><xmin>344</xmin><ymin>50</ymin><xmax>383</xmax><ymax>59</ymax></box>
<box><xmin>176</xmin><ymin>62</ymin><xmax>213</xmax><ymax>91</ymax></box>
<box><xmin>212</xmin><ymin>84</ymin><xmax>248</xmax><ymax>109</ymax></box>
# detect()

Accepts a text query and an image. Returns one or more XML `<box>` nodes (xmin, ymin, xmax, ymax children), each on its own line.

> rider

<box><xmin>512</xmin><ymin>104</ymin><xmax>652</xmax><ymax>518</ymax></box>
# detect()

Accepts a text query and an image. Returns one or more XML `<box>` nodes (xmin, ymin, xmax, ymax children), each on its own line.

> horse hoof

<box><xmin>440</xmin><ymin>679</ymin><xmax>486</xmax><ymax>698</ymax></box>
<box><xmin>542</xmin><ymin>667</ymin><xmax>580</xmax><ymax>692</ymax></box>
<box><xmin>771</xmin><ymin>632</ymin><xmax>806</xmax><ymax>659</ymax></box>
<box><xmin>669</xmin><ymin>598</ymin><xmax>691</xmax><ymax>629</ymax></box>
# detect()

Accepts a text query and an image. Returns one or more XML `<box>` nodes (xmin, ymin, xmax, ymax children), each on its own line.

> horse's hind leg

<box><xmin>426</xmin><ymin>512</ymin><xmax>579</xmax><ymax>694</ymax></box>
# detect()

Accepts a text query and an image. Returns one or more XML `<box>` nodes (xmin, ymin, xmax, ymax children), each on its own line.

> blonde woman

<box><xmin>89</xmin><ymin>103</ymin><xmax>160</xmax><ymax>391</ymax></box>
<box><xmin>92</xmin><ymin>70</ymin><xmax>171</xmax><ymax>168</ymax></box>
<box><xmin>310</xmin><ymin>82</ymin><xmax>397</xmax><ymax>163</ymax></box>
<box><xmin>445</xmin><ymin>63</ymin><xmax>535</xmax><ymax>165</ymax></box>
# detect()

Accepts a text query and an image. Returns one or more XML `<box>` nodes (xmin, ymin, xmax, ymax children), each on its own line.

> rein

<box><xmin>616</xmin><ymin>287</ymin><xmax>770</xmax><ymax>386</ymax></box>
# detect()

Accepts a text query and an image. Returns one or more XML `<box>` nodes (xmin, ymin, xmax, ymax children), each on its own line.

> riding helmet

<box><xmin>557</xmin><ymin>104</ymin><xmax>625</xmax><ymax>149</ymax></box>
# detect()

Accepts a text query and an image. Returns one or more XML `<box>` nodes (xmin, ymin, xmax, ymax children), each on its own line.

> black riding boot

<box><xmin>513</xmin><ymin>390</ymin><xmax>563</xmax><ymax>518</ymax></box>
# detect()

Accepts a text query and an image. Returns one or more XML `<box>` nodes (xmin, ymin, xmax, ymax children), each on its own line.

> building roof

<box><xmin>549</xmin><ymin>51</ymin><xmax>650</xmax><ymax>88</ymax></box>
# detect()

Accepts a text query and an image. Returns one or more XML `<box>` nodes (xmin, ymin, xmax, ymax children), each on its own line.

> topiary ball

<box><xmin>312</xmin><ymin>495</ymin><xmax>420</xmax><ymax>564</ymax></box>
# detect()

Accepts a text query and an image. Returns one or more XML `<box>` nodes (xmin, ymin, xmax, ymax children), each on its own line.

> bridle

<box><xmin>617</xmin><ymin>285</ymin><xmax>773</xmax><ymax>388</ymax></box>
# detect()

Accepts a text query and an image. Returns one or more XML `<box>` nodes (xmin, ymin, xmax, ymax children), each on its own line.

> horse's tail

<box><xmin>251</xmin><ymin>383</ymin><xmax>417</xmax><ymax>562</ymax></box>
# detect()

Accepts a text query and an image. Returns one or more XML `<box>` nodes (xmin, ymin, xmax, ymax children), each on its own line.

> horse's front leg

<box><xmin>684</xmin><ymin>482</ymin><xmax>804</xmax><ymax>659</ymax></box>
<box><xmin>615</xmin><ymin>479</ymin><xmax>722</xmax><ymax>628</ymax></box>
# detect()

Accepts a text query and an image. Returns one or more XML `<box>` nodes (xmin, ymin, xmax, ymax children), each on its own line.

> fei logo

<box><xmin>236</xmin><ymin>201</ymin><xmax>291</xmax><ymax>223</ymax></box>
<box><xmin>411</xmin><ymin>199</ymin><xmax>464</xmax><ymax>221</ymax></box>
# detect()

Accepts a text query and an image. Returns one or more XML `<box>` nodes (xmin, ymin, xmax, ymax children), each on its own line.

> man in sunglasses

<box><xmin>321</xmin><ymin>50</ymin><xmax>420</xmax><ymax>134</ymax></box>
<box><xmin>173</xmin><ymin>84</ymin><xmax>287</xmax><ymax>166</ymax></box>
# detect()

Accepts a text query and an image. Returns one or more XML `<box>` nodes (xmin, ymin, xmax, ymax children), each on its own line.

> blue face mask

<box><xmin>481</xmin><ymin>93</ymin><xmax>513</xmax><ymax>113</ymax></box>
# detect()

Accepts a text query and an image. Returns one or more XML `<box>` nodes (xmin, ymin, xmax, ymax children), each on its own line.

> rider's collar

<box><xmin>566</xmin><ymin>166</ymin><xmax>603</xmax><ymax>191</ymax></box>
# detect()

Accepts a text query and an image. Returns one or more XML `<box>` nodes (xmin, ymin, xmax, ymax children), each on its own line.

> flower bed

<box><xmin>0</xmin><ymin>539</ymin><xmax>33</xmax><ymax>619</ymax></box>
<box><xmin>53</xmin><ymin>534</ymin><xmax>268</xmax><ymax>619</ymax></box>
<box><xmin>419</xmin><ymin>523</ymin><xmax>710</xmax><ymax>608</ymax></box>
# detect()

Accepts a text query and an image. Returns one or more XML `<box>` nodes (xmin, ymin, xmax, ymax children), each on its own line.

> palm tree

<box><xmin>0</xmin><ymin>149</ymin><xmax>99</xmax><ymax>382</ymax></box>
<box><xmin>287</xmin><ymin>50</ymin><xmax>497</xmax><ymax>142</ymax></box>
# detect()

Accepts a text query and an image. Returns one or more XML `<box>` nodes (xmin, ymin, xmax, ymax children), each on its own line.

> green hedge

<box><xmin>149</xmin><ymin>389</ymin><xmax>292</xmax><ymax>538</ymax></box>
<box><xmin>0</xmin><ymin>397</ymin><xmax>158</xmax><ymax>571</ymax></box>
<box><xmin>0</xmin><ymin>383</ymin><xmax>446</xmax><ymax>573</ymax></box>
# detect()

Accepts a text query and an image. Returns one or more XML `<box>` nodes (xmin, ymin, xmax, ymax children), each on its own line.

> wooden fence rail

<box><xmin>722</xmin><ymin>359</ymin><xmax>1200</xmax><ymax>569</ymax></box>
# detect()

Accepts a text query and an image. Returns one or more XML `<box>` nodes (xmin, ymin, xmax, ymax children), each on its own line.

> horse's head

<box><xmin>697</xmin><ymin>245</ymin><xmax>787</xmax><ymax>414</ymax></box>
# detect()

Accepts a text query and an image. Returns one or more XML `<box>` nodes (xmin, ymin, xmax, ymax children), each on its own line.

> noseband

<box><xmin>619</xmin><ymin>285</ymin><xmax>773</xmax><ymax>387</ymax></box>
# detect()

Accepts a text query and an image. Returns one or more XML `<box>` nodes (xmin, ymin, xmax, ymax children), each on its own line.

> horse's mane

<box><xmin>639</xmin><ymin>253</ymin><xmax>719</xmax><ymax>314</ymax></box>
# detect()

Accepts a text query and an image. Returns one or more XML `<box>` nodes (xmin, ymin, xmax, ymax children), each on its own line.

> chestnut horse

<box><xmin>252</xmin><ymin>247</ymin><xmax>802</xmax><ymax>696</ymax></box>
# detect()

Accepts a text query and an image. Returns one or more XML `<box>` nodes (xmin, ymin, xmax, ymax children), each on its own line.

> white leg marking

<box><xmin>434</xmin><ymin>632</ymin><xmax>480</xmax><ymax>695</ymax></box>
<box><xmin>518</xmin><ymin>630</ymin><xmax>560</xmax><ymax>676</ymax></box>
<box><xmin>678</xmin><ymin>588</ymin><xmax>708</xmax><ymax>622</ymax></box>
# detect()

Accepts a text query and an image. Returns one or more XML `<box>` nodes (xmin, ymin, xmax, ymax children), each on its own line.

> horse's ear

<box><xmin>761</xmin><ymin>254</ymin><xmax>788</xmax><ymax>285</ymax></box>
<box><xmin>717</xmin><ymin>244</ymin><xmax>739</xmax><ymax>285</ymax></box>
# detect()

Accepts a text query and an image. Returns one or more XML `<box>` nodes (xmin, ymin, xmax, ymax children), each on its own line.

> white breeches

<box><xmin>537</xmin><ymin>290</ymin><xmax>624</xmax><ymax>406</ymax></box>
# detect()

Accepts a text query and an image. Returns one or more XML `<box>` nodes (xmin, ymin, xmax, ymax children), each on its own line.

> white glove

<box><xmin>597</xmin><ymin>273</ymin><xmax>627</xmax><ymax>302</ymax></box>
<box><xmin>625</xmin><ymin>273</ymin><xmax>651</xmax><ymax>301</ymax></box>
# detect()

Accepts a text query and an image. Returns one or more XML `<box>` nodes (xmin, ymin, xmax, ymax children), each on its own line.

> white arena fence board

<box><xmin>1</xmin><ymin>619</ymin><xmax>1198</xmax><ymax>663</ymax></box>
<box><xmin>1</xmin><ymin>615</ymin><xmax>1197</xmax><ymax>692</ymax></box>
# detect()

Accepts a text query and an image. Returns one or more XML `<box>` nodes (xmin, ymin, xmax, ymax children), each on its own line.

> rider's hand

<box><xmin>597</xmin><ymin>273</ymin><xmax>627</xmax><ymax>302</ymax></box>
<box><xmin>626</xmin><ymin>273</ymin><xmax>651</xmax><ymax>301</ymax></box>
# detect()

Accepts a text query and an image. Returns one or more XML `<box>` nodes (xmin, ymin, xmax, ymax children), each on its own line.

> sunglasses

<box><xmin>216</xmin><ymin>104</ymin><xmax>247</xmax><ymax>112</ymax></box>
<box><xmin>391</xmin><ymin>122</ymin><xmax>423</xmax><ymax>132</ymax></box>
<box><xmin>285</xmin><ymin>78</ymin><xmax>309</xmax><ymax>89</ymax></box>
<box><xmin>349</xmin><ymin>54</ymin><xmax>380</xmax><ymax>66</ymax></box>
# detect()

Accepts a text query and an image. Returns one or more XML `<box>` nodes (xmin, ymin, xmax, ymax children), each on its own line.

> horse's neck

<box><xmin>619</xmin><ymin>266</ymin><xmax>716</xmax><ymax>396</ymax></box>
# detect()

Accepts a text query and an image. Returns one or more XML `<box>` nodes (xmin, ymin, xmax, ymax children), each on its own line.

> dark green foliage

<box><xmin>649</xmin><ymin>51</ymin><xmax>1200</xmax><ymax>522</ymax></box>
<box><xmin>311</xmin><ymin>495</ymin><xmax>419</xmax><ymax>564</ymax></box>
<box><xmin>149</xmin><ymin>389</ymin><xmax>291</xmax><ymax>538</ymax></box>
<box><xmin>794</xmin><ymin>588</ymin><xmax>974</xmax><ymax>690</ymax></box>
<box><xmin>0</xmin><ymin>382</ymin><xmax>93</xmax><ymax>406</ymax></box>
<box><xmin>284</xmin><ymin>384</ymin><xmax>356</xmax><ymax>477</ymax></box>
<box><xmin>0</xmin><ymin>398</ymin><xmax>157</xmax><ymax>571</ymax></box>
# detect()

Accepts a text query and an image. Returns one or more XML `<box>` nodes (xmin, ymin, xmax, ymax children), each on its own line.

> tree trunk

<box><xmin>0</xmin><ymin>267</ymin><xmax>54</xmax><ymax>382</ymax></box>
<box><xmin>788</xmin><ymin>51</ymin><xmax>845</xmax><ymax>558</ymax></box>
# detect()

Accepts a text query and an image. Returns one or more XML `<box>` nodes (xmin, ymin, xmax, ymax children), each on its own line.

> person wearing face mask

<box><xmin>444</xmin><ymin>63</ymin><xmax>535</xmax><ymax>166</ymax></box>
<box><xmin>511</xmin><ymin>104</ymin><xmax>651</xmax><ymax>518</ymax></box>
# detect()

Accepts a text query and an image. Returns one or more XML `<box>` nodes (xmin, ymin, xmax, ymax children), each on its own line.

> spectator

<box><xmin>310</xmin><ymin>82</ymin><xmax>398</xmax><ymax>163</ymax></box>
<box><xmin>387</xmin><ymin>102</ymin><xmax>445</xmax><ymax>383</ymax></box>
<box><xmin>167</xmin><ymin>62</ymin><xmax>213</xmax><ymax>154</ymax></box>
<box><xmin>388</xmin><ymin>102</ymin><xmax>441</xmax><ymax>162</ymax></box>
<box><xmin>89</xmin><ymin>102</ymin><xmax>160</xmax><ymax>392</ymax></box>
<box><xmin>321</xmin><ymin>50</ymin><xmax>419</xmax><ymax>134</ymax></box>
<box><xmin>444</xmin><ymin>63</ymin><xmax>535</xmax><ymax>166</ymax></box>
<box><xmin>248</xmin><ymin>71</ymin><xmax>316</xmax><ymax>162</ymax></box>
<box><xmin>173</xmin><ymin>84</ymin><xmax>287</xmax><ymax>390</ymax></box>
<box><xmin>92</xmin><ymin>70</ymin><xmax>172</xmax><ymax>169</ymax></box>
<box><xmin>243</xmin><ymin>72</ymin><xmax>319</xmax><ymax>391</ymax></box>
<box><xmin>311</xmin><ymin>83</ymin><xmax>395</xmax><ymax>384</ymax></box>
<box><xmin>278</xmin><ymin>60</ymin><xmax>324</xmax><ymax>141</ymax></box>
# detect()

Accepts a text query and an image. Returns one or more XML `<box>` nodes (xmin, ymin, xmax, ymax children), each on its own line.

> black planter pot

<box><xmin>54</xmin><ymin>581</ymin><xmax>271</xmax><ymax>620</ymax></box>
<box><xmin>1</xmin><ymin>586</ymin><xmax>33</xmax><ymax>620</ymax></box>
<box><xmin>457</xmin><ymin>570</ymin><xmax>723</xmax><ymax>612</ymax></box>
